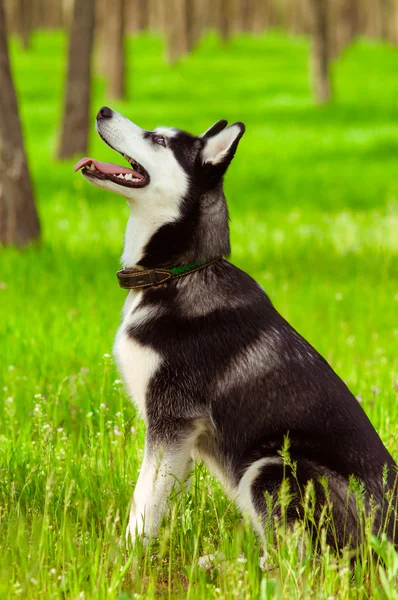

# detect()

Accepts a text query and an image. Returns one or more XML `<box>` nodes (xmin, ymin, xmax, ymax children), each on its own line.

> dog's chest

<box><xmin>113</xmin><ymin>291</ymin><xmax>162</xmax><ymax>420</ymax></box>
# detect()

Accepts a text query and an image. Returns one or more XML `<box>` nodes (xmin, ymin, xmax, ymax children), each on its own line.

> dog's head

<box><xmin>75</xmin><ymin>107</ymin><xmax>245</xmax><ymax>267</ymax></box>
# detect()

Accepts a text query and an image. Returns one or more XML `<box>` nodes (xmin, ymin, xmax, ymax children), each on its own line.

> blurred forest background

<box><xmin>1</xmin><ymin>1</ymin><xmax>398</xmax><ymax>598</ymax></box>
<box><xmin>1</xmin><ymin>0</ymin><xmax>398</xmax><ymax>244</ymax></box>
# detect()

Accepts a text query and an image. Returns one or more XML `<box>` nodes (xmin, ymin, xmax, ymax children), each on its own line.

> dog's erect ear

<box><xmin>201</xmin><ymin>122</ymin><xmax>245</xmax><ymax>166</ymax></box>
<box><xmin>200</xmin><ymin>120</ymin><xmax>228</xmax><ymax>139</ymax></box>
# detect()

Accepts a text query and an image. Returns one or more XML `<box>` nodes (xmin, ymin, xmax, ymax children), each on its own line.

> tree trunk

<box><xmin>240</xmin><ymin>0</ymin><xmax>251</xmax><ymax>30</ymax></box>
<box><xmin>218</xmin><ymin>0</ymin><xmax>232</xmax><ymax>42</ymax></box>
<box><xmin>380</xmin><ymin>0</ymin><xmax>390</xmax><ymax>39</ymax></box>
<box><xmin>62</xmin><ymin>0</ymin><xmax>75</xmax><ymax>29</ymax></box>
<box><xmin>230</xmin><ymin>0</ymin><xmax>244</xmax><ymax>32</ymax></box>
<box><xmin>31</xmin><ymin>0</ymin><xmax>44</xmax><ymax>29</ymax></box>
<box><xmin>309</xmin><ymin>0</ymin><xmax>331</xmax><ymax>104</ymax></box>
<box><xmin>57</xmin><ymin>0</ymin><xmax>95</xmax><ymax>159</ymax></box>
<box><xmin>290</xmin><ymin>0</ymin><xmax>311</xmax><ymax>35</ymax></box>
<box><xmin>163</xmin><ymin>0</ymin><xmax>190</xmax><ymax>64</ymax></box>
<box><xmin>387</xmin><ymin>0</ymin><xmax>398</xmax><ymax>43</ymax></box>
<box><xmin>0</xmin><ymin>0</ymin><xmax>40</xmax><ymax>246</ymax></box>
<box><xmin>365</xmin><ymin>0</ymin><xmax>383</xmax><ymax>38</ymax></box>
<box><xmin>328</xmin><ymin>0</ymin><xmax>356</xmax><ymax>58</ymax></box>
<box><xmin>16</xmin><ymin>0</ymin><xmax>33</xmax><ymax>49</ymax></box>
<box><xmin>187</xmin><ymin>0</ymin><xmax>206</xmax><ymax>46</ymax></box>
<box><xmin>247</xmin><ymin>0</ymin><xmax>270</xmax><ymax>33</ymax></box>
<box><xmin>104</xmin><ymin>0</ymin><xmax>126</xmax><ymax>99</ymax></box>
<box><xmin>270</xmin><ymin>0</ymin><xmax>290</xmax><ymax>28</ymax></box>
<box><xmin>138</xmin><ymin>0</ymin><xmax>149</xmax><ymax>29</ymax></box>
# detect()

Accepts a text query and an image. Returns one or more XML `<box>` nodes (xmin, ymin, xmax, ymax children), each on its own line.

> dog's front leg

<box><xmin>126</xmin><ymin>431</ymin><xmax>193</xmax><ymax>548</ymax></box>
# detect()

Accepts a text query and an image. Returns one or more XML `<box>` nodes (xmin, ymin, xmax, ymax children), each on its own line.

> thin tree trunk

<box><xmin>387</xmin><ymin>0</ymin><xmax>398</xmax><ymax>43</ymax></box>
<box><xmin>16</xmin><ymin>0</ymin><xmax>32</xmax><ymax>49</ymax></box>
<box><xmin>163</xmin><ymin>0</ymin><xmax>190</xmax><ymax>64</ymax></box>
<box><xmin>104</xmin><ymin>0</ymin><xmax>126</xmax><ymax>99</ymax></box>
<box><xmin>147</xmin><ymin>0</ymin><xmax>162</xmax><ymax>31</ymax></box>
<box><xmin>240</xmin><ymin>0</ymin><xmax>251</xmax><ymax>30</ymax></box>
<box><xmin>290</xmin><ymin>0</ymin><xmax>311</xmax><ymax>35</ymax></box>
<box><xmin>31</xmin><ymin>0</ymin><xmax>44</xmax><ymax>29</ymax></box>
<box><xmin>189</xmin><ymin>0</ymin><xmax>207</xmax><ymax>47</ymax></box>
<box><xmin>270</xmin><ymin>0</ymin><xmax>290</xmax><ymax>28</ymax></box>
<box><xmin>380</xmin><ymin>0</ymin><xmax>390</xmax><ymax>38</ymax></box>
<box><xmin>138</xmin><ymin>0</ymin><xmax>149</xmax><ymax>29</ymax></box>
<box><xmin>62</xmin><ymin>0</ymin><xmax>75</xmax><ymax>29</ymax></box>
<box><xmin>230</xmin><ymin>0</ymin><xmax>244</xmax><ymax>32</ymax></box>
<box><xmin>219</xmin><ymin>0</ymin><xmax>232</xmax><ymax>42</ymax></box>
<box><xmin>309</xmin><ymin>0</ymin><xmax>331</xmax><ymax>104</ymax></box>
<box><xmin>94</xmin><ymin>0</ymin><xmax>107</xmax><ymax>74</ymax></box>
<box><xmin>248</xmin><ymin>0</ymin><xmax>270</xmax><ymax>33</ymax></box>
<box><xmin>0</xmin><ymin>0</ymin><xmax>40</xmax><ymax>246</ymax></box>
<box><xmin>365</xmin><ymin>0</ymin><xmax>383</xmax><ymax>38</ymax></box>
<box><xmin>328</xmin><ymin>0</ymin><xmax>356</xmax><ymax>58</ymax></box>
<box><xmin>186</xmin><ymin>0</ymin><xmax>195</xmax><ymax>50</ymax></box>
<box><xmin>57</xmin><ymin>0</ymin><xmax>95</xmax><ymax>159</ymax></box>
<box><xmin>39</xmin><ymin>0</ymin><xmax>63</xmax><ymax>28</ymax></box>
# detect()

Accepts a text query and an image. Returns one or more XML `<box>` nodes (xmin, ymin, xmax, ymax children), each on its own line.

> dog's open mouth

<box><xmin>74</xmin><ymin>153</ymin><xmax>149</xmax><ymax>188</ymax></box>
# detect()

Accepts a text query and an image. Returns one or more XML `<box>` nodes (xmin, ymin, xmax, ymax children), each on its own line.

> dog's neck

<box><xmin>121</xmin><ymin>188</ymin><xmax>231</xmax><ymax>269</ymax></box>
<box><xmin>121</xmin><ymin>208</ymin><xmax>168</xmax><ymax>269</ymax></box>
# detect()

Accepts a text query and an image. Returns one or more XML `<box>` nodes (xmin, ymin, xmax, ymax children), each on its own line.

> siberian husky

<box><xmin>75</xmin><ymin>106</ymin><xmax>397</xmax><ymax>551</ymax></box>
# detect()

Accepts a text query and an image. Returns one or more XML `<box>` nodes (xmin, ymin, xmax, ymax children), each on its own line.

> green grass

<box><xmin>1</xmin><ymin>30</ymin><xmax>398</xmax><ymax>598</ymax></box>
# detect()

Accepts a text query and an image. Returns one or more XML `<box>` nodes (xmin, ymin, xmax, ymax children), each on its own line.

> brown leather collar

<box><xmin>116</xmin><ymin>257</ymin><xmax>221</xmax><ymax>290</ymax></box>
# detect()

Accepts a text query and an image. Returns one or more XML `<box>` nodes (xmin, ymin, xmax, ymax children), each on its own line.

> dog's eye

<box><xmin>151</xmin><ymin>134</ymin><xmax>166</xmax><ymax>147</ymax></box>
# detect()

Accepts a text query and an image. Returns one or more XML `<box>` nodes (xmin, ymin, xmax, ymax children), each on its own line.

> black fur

<box><xmin>139</xmin><ymin>126</ymin><xmax>246</xmax><ymax>268</ymax></box>
<box><xmin>124</xmin><ymin>122</ymin><xmax>398</xmax><ymax>549</ymax></box>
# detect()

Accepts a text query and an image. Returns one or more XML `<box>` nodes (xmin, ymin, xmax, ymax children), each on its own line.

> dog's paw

<box><xmin>125</xmin><ymin>521</ymin><xmax>140</xmax><ymax>550</ymax></box>
<box><xmin>125</xmin><ymin>516</ymin><xmax>151</xmax><ymax>551</ymax></box>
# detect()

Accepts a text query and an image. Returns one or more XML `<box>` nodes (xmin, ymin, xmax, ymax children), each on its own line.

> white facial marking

<box><xmin>154</xmin><ymin>126</ymin><xmax>178</xmax><ymax>138</ymax></box>
<box><xmin>89</xmin><ymin>111</ymin><xmax>188</xmax><ymax>267</ymax></box>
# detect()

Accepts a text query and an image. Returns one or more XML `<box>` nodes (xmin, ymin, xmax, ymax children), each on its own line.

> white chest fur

<box><xmin>113</xmin><ymin>291</ymin><xmax>162</xmax><ymax>420</ymax></box>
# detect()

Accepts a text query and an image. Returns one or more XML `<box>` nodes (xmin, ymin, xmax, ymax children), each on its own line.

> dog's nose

<box><xmin>97</xmin><ymin>106</ymin><xmax>113</xmax><ymax>120</ymax></box>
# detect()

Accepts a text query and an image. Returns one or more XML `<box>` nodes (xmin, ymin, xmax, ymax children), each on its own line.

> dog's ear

<box><xmin>201</xmin><ymin>122</ymin><xmax>245</xmax><ymax>166</ymax></box>
<box><xmin>200</xmin><ymin>120</ymin><xmax>228</xmax><ymax>139</ymax></box>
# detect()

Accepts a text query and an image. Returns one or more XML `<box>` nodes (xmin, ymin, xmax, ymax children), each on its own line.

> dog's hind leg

<box><xmin>235</xmin><ymin>457</ymin><xmax>283</xmax><ymax>544</ymax></box>
<box><xmin>126</xmin><ymin>424</ymin><xmax>199</xmax><ymax>548</ymax></box>
<box><xmin>237</xmin><ymin>456</ymin><xmax>365</xmax><ymax>553</ymax></box>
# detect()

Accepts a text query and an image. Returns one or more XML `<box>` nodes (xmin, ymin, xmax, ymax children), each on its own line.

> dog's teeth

<box><xmin>117</xmin><ymin>174</ymin><xmax>124</xmax><ymax>179</ymax></box>
<box><xmin>132</xmin><ymin>177</ymin><xmax>139</xmax><ymax>182</ymax></box>
<box><xmin>89</xmin><ymin>163</ymin><xmax>95</xmax><ymax>170</ymax></box>
<box><xmin>125</xmin><ymin>174</ymin><xmax>133</xmax><ymax>181</ymax></box>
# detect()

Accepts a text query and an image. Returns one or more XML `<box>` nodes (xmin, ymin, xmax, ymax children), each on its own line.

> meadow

<box><xmin>0</xmin><ymin>30</ymin><xmax>398</xmax><ymax>598</ymax></box>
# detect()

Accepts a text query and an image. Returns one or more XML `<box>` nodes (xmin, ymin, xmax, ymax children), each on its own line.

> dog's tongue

<box><xmin>74</xmin><ymin>157</ymin><xmax>134</xmax><ymax>174</ymax></box>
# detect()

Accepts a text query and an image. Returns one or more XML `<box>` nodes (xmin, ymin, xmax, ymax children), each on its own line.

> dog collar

<box><xmin>116</xmin><ymin>257</ymin><xmax>221</xmax><ymax>290</ymax></box>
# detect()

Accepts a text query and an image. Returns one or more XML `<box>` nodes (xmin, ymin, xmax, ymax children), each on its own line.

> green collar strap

<box><xmin>116</xmin><ymin>257</ymin><xmax>221</xmax><ymax>290</ymax></box>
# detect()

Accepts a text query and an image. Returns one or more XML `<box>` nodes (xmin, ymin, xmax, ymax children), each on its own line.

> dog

<box><xmin>75</xmin><ymin>106</ymin><xmax>398</xmax><ymax>551</ymax></box>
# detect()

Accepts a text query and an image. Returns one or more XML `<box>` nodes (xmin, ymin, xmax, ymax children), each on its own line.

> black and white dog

<box><xmin>75</xmin><ymin>107</ymin><xmax>397</xmax><ymax>551</ymax></box>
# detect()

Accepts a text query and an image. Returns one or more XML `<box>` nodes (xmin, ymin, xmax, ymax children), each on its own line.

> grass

<box><xmin>1</xmin><ymin>29</ymin><xmax>398</xmax><ymax>598</ymax></box>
